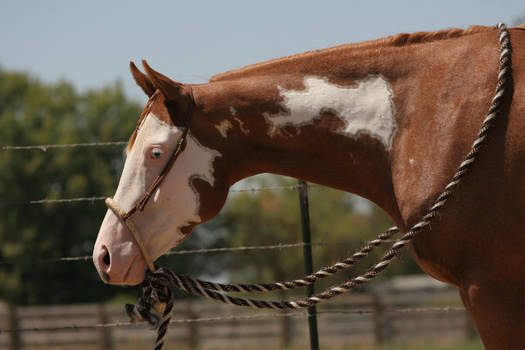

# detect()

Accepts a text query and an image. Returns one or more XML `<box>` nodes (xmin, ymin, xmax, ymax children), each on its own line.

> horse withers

<box><xmin>93</xmin><ymin>25</ymin><xmax>525</xmax><ymax>348</ymax></box>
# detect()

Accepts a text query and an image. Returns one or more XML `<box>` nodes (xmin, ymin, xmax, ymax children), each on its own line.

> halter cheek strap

<box><xmin>105</xmin><ymin>85</ymin><xmax>195</xmax><ymax>272</ymax></box>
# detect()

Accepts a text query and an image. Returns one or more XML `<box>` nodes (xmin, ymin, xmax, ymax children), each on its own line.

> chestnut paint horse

<box><xmin>94</xmin><ymin>25</ymin><xmax>525</xmax><ymax>348</ymax></box>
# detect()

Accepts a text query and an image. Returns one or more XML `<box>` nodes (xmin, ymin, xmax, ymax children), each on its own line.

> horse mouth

<box><xmin>95</xmin><ymin>249</ymin><xmax>146</xmax><ymax>286</ymax></box>
<box><xmin>117</xmin><ymin>255</ymin><xmax>146</xmax><ymax>286</ymax></box>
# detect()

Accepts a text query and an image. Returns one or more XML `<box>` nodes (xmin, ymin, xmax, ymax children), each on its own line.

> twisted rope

<box><xmin>127</xmin><ymin>23</ymin><xmax>512</xmax><ymax>349</ymax></box>
<box><xmin>160</xmin><ymin>226</ymin><xmax>399</xmax><ymax>294</ymax></box>
<box><xmin>125</xmin><ymin>276</ymin><xmax>174</xmax><ymax>350</ymax></box>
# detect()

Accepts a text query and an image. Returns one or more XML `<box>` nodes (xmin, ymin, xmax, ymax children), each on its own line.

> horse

<box><xmin>93</xmin><ymin>24</ymin><xmax>525</xmax><ymax>348</ymax></box>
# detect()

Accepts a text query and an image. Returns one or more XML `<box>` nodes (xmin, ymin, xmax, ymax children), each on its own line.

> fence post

<box><xmin>185</xmin><ymin>302</ymin><xmax>198</xmax><ymax>349</ymax></box>
<box><xmin>279</xmin><ymin>290</ymin><xmax>292</xmax><ymax>348</ymax></box>
<box><xmin>7</xmin><ymin>303</ymin><xmax>21</xmax><ymax>350</ymax></box>
<box><xmin>372</xmin><ymin>293</ymin><xmax>388</xmax><ymax>344</ymax></box>
<box><xmin>97</xmin><ymin>303</ymin><xmax>113</xmax><ymax>350</ymax></box>
<box><xmin>297</xmin><ymin>180</ymin><xmax>319</xmax><ymax>350</ymax></box>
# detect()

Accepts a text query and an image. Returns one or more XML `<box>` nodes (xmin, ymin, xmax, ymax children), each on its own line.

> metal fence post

<box><xmin>298</xmin><ymin>180</ymin><xmax>319</xmax><ymax>350</ymax></box>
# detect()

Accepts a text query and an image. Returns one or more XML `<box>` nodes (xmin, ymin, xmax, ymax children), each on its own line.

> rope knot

<box><xmin>125</xmin><ymin>268</ymin><xmax>174</xmax><ymax>329</ymax></box>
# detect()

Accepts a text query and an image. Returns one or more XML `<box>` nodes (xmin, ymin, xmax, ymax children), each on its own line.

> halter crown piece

<box><xmin>105</xmin><ymin>24</ymin><xmax>512</xmax><ymax>350</ymax></box>
<box><xmin>105</xmin><ymin>84</ymin><xmax>195</xmax><ymax>273</ymax></box>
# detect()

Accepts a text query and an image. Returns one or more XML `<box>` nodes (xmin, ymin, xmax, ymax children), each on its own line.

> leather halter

<box><xmin>105</xmin><ymin>85</ymin><xmax>195</xmax><ymax>272</ymax></box>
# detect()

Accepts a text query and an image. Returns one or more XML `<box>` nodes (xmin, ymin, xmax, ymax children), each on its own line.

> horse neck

<box><xmin>192</xmin><ymin>33</ymin><xmax>487</xmax><ymax>219</ymax></box>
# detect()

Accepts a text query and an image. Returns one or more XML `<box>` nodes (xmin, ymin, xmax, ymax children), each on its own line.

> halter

<box><xmin>105</xmin><ymin>85</ymin><xmax>196</xmax><ymax>273</ymax></box>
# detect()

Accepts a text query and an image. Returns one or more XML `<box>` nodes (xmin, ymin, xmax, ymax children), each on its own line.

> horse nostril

<box><xmin>101</xmin><ymin>246</ymin><xmax>111</xmax><ymax>267</ymax></box>
<box><xmin>103</xmin><ymin>250</ymin><xmax>110</xmax><ymax>267</ymax></box>
<box><xmin>104</xmin><ymin>253</ymin><xmax>111</xmax><ymax>266</ymax></box>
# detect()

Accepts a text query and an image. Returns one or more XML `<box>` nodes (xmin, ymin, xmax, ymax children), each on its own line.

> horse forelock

<box><xmin>210</xmin><ymin>25</ymin><xmax>494</xmax><ymax>82</ymax></box>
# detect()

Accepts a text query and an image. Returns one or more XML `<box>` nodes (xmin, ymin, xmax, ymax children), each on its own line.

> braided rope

<box><xmin>125</xmin><ymin>276</ymin><xmax>174</xmax><ymax>350</ymax></box>
<box><xmin>161</xmin><ymin>226</ymin><xmax>399</xmax><ymax>294</ymax></box>
<box><xmin>127</xmin><ymin>23</ymin><xmax>512</xmax><ymax>349</ymax></box>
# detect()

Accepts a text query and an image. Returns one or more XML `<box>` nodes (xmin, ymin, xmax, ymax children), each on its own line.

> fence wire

<box><xmin>0</xmin><ymin>139</ymin><xmax>453</xmax><ymax>343</ymax></box>
<box><xmin>0</xmin><ymin>307</ymin><xmax>466</xmax><ymax>333</ymax></box>
<box><xmin>0</xmin><ymin>239</ymin><xmax>395</xmax><ymax>266</ymax></box>
<box><xmin>1</xmin><ymin>185</ymin><xmax>313</xmax><ymax>207</ymax></box>
<box><xmin>1</xmin><ymin>141</ymin><xmax>128</xmax><ymax>151</ymax></box>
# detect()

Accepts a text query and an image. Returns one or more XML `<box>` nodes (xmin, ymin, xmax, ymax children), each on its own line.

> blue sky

<box><xmin>2</xmin><ymin>0</ymin><xmax>524</xmax><ymax>102</ymax></box>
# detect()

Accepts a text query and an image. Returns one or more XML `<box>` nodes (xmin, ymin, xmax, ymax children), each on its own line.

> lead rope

<box><xmin>126</xmin><ymin>23</ymin><xmax>511</xmax><ymax>349</ymax></box>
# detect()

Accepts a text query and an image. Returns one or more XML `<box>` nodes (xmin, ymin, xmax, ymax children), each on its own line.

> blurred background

<box><xmin>1</xmin><ymin>1</ymin><xmax>524</xmax><ymax>349</ymax></box>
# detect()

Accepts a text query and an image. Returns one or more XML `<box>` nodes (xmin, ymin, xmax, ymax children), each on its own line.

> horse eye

<box><xmin>151</xmin><ymin>147</ymin><xmax>163</xmax><ymax>159</ymax></box>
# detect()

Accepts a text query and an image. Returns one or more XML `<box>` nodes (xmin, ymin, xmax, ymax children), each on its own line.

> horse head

<box><xmin>93</xmin><ymin>61</ymin><xmax>230</xmax><ymax>285</ymax></box>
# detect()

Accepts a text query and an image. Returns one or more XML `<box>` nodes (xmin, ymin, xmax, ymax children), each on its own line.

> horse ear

<box><xmin>141</xmin><ymin>60</ymin><xmax>187</xmax><ymax>107</ymax></box>
<box><xmin>129</xmin><ymin>62</ymin><xmax>156</xmax><ymax>97</ymax></box>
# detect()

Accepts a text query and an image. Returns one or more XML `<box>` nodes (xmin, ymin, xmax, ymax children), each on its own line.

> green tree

<box><xmin>0</xmin><ymin>67</ymin><xmax>233</xmax><ymax>305</ymax></box>
<box><xmin>0</xmin><ymin>67</ymin><xmax>143</xmax><ymax>304</ymax></box>
<box><xmin>209</xmin><ymin>175</ymin><xmax>422</xmax><ymax>296</ymax></box>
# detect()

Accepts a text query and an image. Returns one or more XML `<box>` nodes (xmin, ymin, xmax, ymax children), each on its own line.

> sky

<box><xmin>1</xmin><ymin>0</ymin><xmax>525</xmax><ymax>103</ymax></box>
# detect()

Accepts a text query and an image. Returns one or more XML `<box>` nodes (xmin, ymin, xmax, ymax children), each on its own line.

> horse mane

<box><xmin>210</xmin><ymin>25</ymin><xmax>493</xmax><ymax>82</ymax></box>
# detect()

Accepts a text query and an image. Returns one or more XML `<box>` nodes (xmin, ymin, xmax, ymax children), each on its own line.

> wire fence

<box><xmin>0</xmin><ymin>185</ymin><xmax>312</xmax><ymax>207</ymax></box>
<box><xmin>2</xmin><ymin>138</ymin><xmax>459</xmax><ymax>348</ymax></box>
<box><xmin>0</xmin><ymin>140</ymin><xmax>322</xmax><ymax>208</ymax></box>
<box><xmin>0</xmin><ymin>239</ymin><xmax>398</xmax><ymax>266</ymax></box>
<box><xmin>0</xmin><ymin>306</ymin><xmax>466</xmax><ymax>334</ymax></box>
<box><xmin>0</xmin><ymin>140</ymin><xmax>361</xmax><ymax>267</ymax></box>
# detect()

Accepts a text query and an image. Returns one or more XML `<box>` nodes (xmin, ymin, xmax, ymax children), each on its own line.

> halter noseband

<box><xmin>105</xmin><ymin>85</ymin><xmax>196</xmax><ymax>273</ymax></box>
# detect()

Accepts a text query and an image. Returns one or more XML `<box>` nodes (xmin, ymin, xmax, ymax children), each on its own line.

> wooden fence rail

<box><xmin>0</xmin><ymin>283</ymin><xmax>478</xmax><ymax>350</ymax></box>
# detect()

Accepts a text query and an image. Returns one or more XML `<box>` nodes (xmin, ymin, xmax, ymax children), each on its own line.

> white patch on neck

<box><xmin>264</xmin><ymin>75</ymin><xmax>396</xmax><ymax>149</ymax></box>
<box><xmin>215</xmin><ymin>120</ymin><xmax>233</xmax><ymax>138</ymax></box>
<box><xmin>229</xmin><ymin>106</ymin><xmax>237</xmax><ymax>116</ymax></box>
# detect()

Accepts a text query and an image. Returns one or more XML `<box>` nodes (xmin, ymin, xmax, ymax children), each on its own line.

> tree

<box><xmin>0</xmin><ymin>67</ymin><xmax>235</xmax><ymax>305</ymax></box>
<box><xmin>0</xmin><ymin>67</ymin><xmax>143</xmax><ymax>304</ymax></box>
<box><xmin>208</xmin><ymin>175</ymin><xmax>422</xmax><ymax>297</ymax></box>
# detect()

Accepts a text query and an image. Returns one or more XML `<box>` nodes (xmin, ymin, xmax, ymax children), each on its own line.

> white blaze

<box><xmin>264</xmin><ymin>75</ymin><xmax>396</xmax><ymax>149</ymax></box>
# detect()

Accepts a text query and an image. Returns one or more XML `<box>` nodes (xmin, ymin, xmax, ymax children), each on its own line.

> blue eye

<box><xmin>151</xmin><ymin>147</ymin><xmax>163</xmax><ymax>159</ymax></box>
